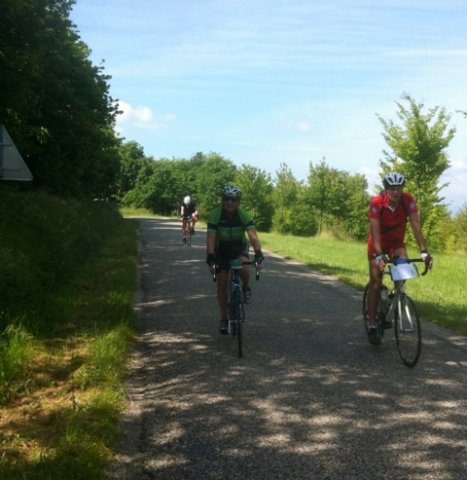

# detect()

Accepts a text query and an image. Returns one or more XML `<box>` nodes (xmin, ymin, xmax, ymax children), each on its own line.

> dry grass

<box><xmin>0</xmin><ymin>338</ymin><xmax>88</xmax><ymax>466</ymax></box>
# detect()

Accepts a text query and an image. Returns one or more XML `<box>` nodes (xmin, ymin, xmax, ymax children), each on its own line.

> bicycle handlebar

<box><xmin>211</xmin><ymin>261</ymin><xmax>262</xmax><ymax>282</ymax></box>
<box><xmin>386</xmin><ymin>258</ymin><xmax>431</xmax><ymax>276</ymax></box>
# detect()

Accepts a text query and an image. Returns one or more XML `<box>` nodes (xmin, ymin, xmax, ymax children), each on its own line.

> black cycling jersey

<box><xmin>181</xmin><ymin>202</ymin><xmax>197</xmax><ymax>218</ymax></box>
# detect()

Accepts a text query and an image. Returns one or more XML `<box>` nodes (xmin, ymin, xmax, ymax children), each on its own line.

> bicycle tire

<box><xmin>237</xmin><ymin>302</ymin><xmax>245</xmax><ymax>358</ymax></box>
<box><xmin>228</xmin><ymin>300</ymin><xmax>236</xmax><ymax>337</ymax></box>
<box><xmin>232</xmin><ymin>287</ymin><xmax>243</xmax><ymax>357</ymax></box>
<box><xmin>394</xmin><ymin>294</ymin><xmax>421</xmax><ymax>367</ymax></box>
<box><xmin>186</xmin><ymin>221</ymin><xmax>192</xmax><ymax>247</ymax></box>
<box><xmin>362</xmin><ymin>283</ymin><xmax>384</xmax><ymax>344</ymax></box>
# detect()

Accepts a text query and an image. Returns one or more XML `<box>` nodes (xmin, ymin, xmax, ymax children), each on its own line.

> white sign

<box><xmin>0</xmin><ymin>125</ymin><xmax>33</xmax><ymax>181</ymax></box>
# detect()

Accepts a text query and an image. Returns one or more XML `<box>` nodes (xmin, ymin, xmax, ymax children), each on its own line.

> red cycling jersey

<box><xmin>367</xmin><ymin>192</ymin><xmax>418</xmax><ymax>258</ymax></box>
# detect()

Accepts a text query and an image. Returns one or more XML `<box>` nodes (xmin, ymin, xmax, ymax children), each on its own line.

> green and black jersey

<box><xmin>207</xmin><ymin>205</ymin><xmax>256</xmax><ymax>259</ymax></box>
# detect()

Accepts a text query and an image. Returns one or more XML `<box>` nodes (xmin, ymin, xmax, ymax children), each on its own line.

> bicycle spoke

<box><xmin>394</xmin><ymin>295</ymin><xmax>421</xmax><ymax>367</ymax></box>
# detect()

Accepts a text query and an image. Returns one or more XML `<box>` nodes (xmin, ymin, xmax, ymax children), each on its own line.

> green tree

<box><xmin>341</xmin><ymin>174</ymin><xmax>370</xmax><ymax>240</ymax></box>
<box><xmin>271</xmin><ymin>163</ymin><xmax>317</xmax><ymax>235</ymax></box>
<box><xmin>234</xmin><ymin>165</ymin><xmax>273</xmax><ymax>231</ymax></box>
<box><xmin>170</xmin><ymin>154</ymin><xmax>205</xmax><ymax>208</ymax></box>
<box><xmin>271</xmin><ymin>163</ymin><xmax>299</xmax><ymax>234</ymax></box>
<box><xmin>0</xmin><ymin>0</ymin><xmax>119</xmax><ymax>198</ymax></box>
<box><xmin>122</xmin><ymin>160</ymin><xmax>177</xmax><ymax>214</ymax></box>
<box><xmin>194</xmin><ymin>152</ymin><xmax>236</xmax><ymax>215</ymax></box>
<box><xmin>306</xmin><ymin>159</ymin><xmax>343</xmax><ymax>234</ymax></box>
<box><xmin>441</xmin><ymin>203</ymin><xmax>467</xmax><ymax>253</ymax></box>
<box><xmin>378</xmin><ymin>93</ymin><xmax>455</xmax><ymax>243</ymax></box>
<box><xmin>115</xmin><ymin>141</ymin><xmax>150</xmax><ymax>199</ymax></box>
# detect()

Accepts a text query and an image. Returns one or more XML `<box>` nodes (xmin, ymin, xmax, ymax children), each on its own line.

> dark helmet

<box><xmin>221</xmin><ymin>185</ymin><xmax>241</xmax><ymax>200</ymax></box>
<box><xmin>383</xmin><ymin>172</ymin><xmax>406</xmax><ymax>189</ymax></box>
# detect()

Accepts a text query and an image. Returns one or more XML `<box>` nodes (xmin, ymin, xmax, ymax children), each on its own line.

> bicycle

<box><xmin>181</xmin><ymin>216</ymin><xmax>194</xmax><ymax>246</ymax></box>
<box><xmin>362</xmin><ymin>258</ymin><xmax>430</xmax><ymax>367</ymax></box>
<box><xmin>213</xmin><ymin>258</ymin><xmax>260</xmax><ymax>358</ymax></box>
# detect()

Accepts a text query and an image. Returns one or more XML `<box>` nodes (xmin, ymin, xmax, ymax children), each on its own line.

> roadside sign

<box><xmin>0</xmin><ymin>125</ymin><xmax>33</xmax><ymax>181</ymax></box>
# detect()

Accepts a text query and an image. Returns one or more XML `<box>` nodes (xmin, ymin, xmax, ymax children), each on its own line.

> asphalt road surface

<box><xmin>109</xmin><ymin>218</ymin><xmax>466</xmax><ymax>480</ymax></box>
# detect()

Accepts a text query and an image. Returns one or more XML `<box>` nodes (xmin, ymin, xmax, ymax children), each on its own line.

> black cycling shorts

<box><xmin>215</xmin><ymin>242</ymin><xmax>250</xmax><ymax>273</ymax></box>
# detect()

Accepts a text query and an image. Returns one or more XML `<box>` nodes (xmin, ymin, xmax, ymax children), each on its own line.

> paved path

<box><xmin>109</xmin><ymin>218</ymin><xmax>466</xmax><ymax>480</ymax></box>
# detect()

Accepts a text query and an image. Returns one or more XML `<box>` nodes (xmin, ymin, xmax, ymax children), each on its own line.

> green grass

<box><xmin>0</xmin><ymin>324</ymin><xmax>35</xmax><ymax>404</ymax></box>
<box><xmin>0</xmin><ymin>190</ymin><xmax>138</xmax><ymax>480</ymax></box>
<box><xmin>120</xmin><ymin>207</ymin><xmax>173</xmax><ymax>218</ymax></box>
<box><xmin>261</xmin><ymin>231</ymin><xmax>467</xmax><ymax>335</ymax></box>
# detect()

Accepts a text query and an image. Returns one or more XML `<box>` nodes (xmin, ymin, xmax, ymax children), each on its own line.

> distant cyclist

<box><xmin>180</xmin><ymin>195</ymin><xmax>198</xmax><ymax>243</ymax></box>
<box><xmin>206</xmin><ymin>186</ymin><xmax>264</xmax><ymax>334</ymax></box>
<box><xmin>366</xmin><ymin>172</ymin><xmax>433</xmax><ymax>344</ymax></box>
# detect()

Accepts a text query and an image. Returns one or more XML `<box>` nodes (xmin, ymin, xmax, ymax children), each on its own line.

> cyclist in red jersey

<box><xmin>366</xmin><ymin>173</ymin><xmax>433</xmax><ymax>344</ymax></box>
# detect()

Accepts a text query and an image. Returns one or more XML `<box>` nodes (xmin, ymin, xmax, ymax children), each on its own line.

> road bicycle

<box><xmin>362</xmin><ymin>258</ymin><xmax>430</xmax><ymax>367</ymax></box>
<box><xmin>181</xmin><ymin>216</ymin><xmax>194</xmax><ymax>246</ymax></box>
<box><xmin>213</xmin><ymin>259</ymin><xmax>260</xmax><ymax>358</ymax></box>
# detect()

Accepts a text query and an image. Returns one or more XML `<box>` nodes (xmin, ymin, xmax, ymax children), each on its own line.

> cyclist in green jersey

<box><xmin>206</xmin><ymin>186</ymin><xmax>264</xmax><ymax>334</ymax></box>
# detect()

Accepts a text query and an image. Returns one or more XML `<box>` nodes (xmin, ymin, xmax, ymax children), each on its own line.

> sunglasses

<box><xmin>223</xmin><ymin>197</ymin><xmax>239</xmax><ymax>203</ymax></box>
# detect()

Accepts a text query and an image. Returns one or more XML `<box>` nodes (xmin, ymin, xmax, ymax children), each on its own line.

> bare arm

<box><xmin>408</xmin><ymin>212</ymin><xmax>427</xmax><ymax>252</ymax></box>
<box><xmin>370</xmin><ymin>218</ymin><xmax>383</xmax><ymax>254</ymax></box>
<box><xmin>247</xmin><ymin>229</ymin><xmax>262</xmax><ymax>253</ymax></box>
<box><xmin>207</xmin><ymin>232</ymin><xmax>216</xmax><ymax>256</ymax></box>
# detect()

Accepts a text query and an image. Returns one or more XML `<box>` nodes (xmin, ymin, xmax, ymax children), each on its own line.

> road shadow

<box><xmin>109</xmin><ymin>219</ymin><xmax>467</xmax><ymax>480</ymax></box>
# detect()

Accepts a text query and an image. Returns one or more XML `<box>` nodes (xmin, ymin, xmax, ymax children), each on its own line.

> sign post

<box><xmin>0</xmin><ymin>125</ymin><xmax>33</xmax><ymax>181</ymax></box>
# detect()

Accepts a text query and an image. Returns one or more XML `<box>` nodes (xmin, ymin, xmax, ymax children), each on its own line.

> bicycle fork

<box><xmin>387</xmin><ymin>286</ymin><xmax>415</xmax><ymax>334</ymax></box>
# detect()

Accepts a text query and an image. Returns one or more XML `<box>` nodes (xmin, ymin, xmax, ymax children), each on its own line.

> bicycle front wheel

<box><xmin>394</xmin><ymin>294</ymin><xmax>421</xmax><ymax>367</ymax></box>
<box><xmin>231</xmin><ymin>290</ymin><xmax>245</xmax><ymax>358</ymax></box>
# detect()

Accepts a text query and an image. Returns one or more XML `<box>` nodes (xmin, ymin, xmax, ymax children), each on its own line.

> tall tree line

<box><xmin>116</xmin><ymin>148</ymin><xmax>371</xmax><ymax>239</ymax></box>
<box><xmin>116</xmin><ymin>93</ymin><xmax>463</xmax><ymax>250</ymax></box>
<box><xmin>1</xmin><ymin>6</ymin><xmax>463</xmax><ymax>250</ymax></box>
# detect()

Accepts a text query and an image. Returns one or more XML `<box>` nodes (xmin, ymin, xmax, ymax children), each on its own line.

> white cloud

<box><xmin>450</xmin><ymin>159</ymin><xmax>467</xmax><ymax>171</ymax></box>
<box><xmin>116</xmin><ymin>101</ymin><xmax>175</xmax><ymax>130</ymax></box>
<box><xmin>297</xmin><ymin>122</ymin><xmax>312</xmax><ymax>133</ymax></box>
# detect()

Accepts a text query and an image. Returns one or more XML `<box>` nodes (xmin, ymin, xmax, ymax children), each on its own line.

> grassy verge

<box><xmin>0</xmin><ymin>216</ymin><xmax>138</xmax><ymax>479</ymax></box>
<box><xmin>261</xmin><ymin>231</ymin><xmax>467</xmax><ymax>335</ymax></box>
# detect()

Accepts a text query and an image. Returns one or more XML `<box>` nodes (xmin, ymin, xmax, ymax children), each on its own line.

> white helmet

<box><xmin>221</xmin><ymin>185</ymin><xmax>241</xmax><ymax>200</ymax></box>
<box><xmin>383</xmin><ymin>172</ymin><xmax>405</xmax><ymax>189</ymax></box>
<box><xmin>183</xmin><ymin>195</ymin><xmax>191</xmax><ymax>205</ymax></box>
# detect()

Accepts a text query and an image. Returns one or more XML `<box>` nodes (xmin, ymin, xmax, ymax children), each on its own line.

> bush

<box><xmin>0</xmin><ymin>187</ymin><xmax>123</xmax><ymax>331</ymax></box>
<box><xmin>272</xmin><ymin>204</ymin><xmax>318</xmax><ymax>236</ymax></box>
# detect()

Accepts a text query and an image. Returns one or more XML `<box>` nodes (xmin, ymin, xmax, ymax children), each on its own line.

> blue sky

<box><xmin>71</xmin><ymin>0</ymin><xmax>467</xmax><ymax>213</ymax></box>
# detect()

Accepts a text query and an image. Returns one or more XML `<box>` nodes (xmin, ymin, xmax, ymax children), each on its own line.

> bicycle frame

<box><xmin>384</xmin><ymin>279</ymin><xmax>411</xmax><ymax>332</ymax></box>
<box><xmin>228</xmin><ymin>260</ymin><xmax>243</xmax><ymax>336</ymax></box>
<box><xmin>182</xmin><ymin>216</ymin><xmax>193</xmax><ymax>246</ymax></box>
<box><xmin>212</xmin><ymin>259</ymin><xmax>260</xmax><ymax>358</ymax></box>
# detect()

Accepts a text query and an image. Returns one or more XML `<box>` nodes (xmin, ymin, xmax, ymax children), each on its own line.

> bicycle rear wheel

<box><xmin>394</xmin><ymin>294</ymin><xmax>421</xmax><ymax>367</ymax></box>
<box><xmin>362</xmin><ymin>283</ymin><xmax>384</xmax><ymax>345</ymax></box>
